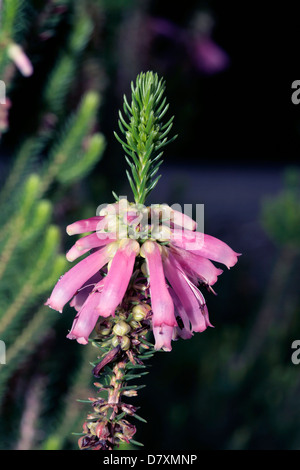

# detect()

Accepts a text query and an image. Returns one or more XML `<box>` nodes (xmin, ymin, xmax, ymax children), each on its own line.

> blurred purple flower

<box><xmin>190</xmin><ymin>36</ymin><xmax>230</xmax><ymax>74</ymax></box>
<box><xmin>148</xmin><ymin>13</ymin><xmax>230</xmax><ymax>75</ymax></box>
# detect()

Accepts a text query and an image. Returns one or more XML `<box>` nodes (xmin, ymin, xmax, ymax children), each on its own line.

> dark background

<box><xmin>101</xmin><ymin>0</ymin><xmax>300</xmax><ymax>170</ymax></box>
<box><xmin>4</xmin><ymin>1</ymin><xmax>300</xmax><ymax>169</ymax></box>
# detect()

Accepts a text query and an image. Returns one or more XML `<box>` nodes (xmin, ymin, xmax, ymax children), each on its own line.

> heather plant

<box><xmin>45</xmin><ymin>71</ymin><xmax>240</xmax><ymax>449</ymax></box>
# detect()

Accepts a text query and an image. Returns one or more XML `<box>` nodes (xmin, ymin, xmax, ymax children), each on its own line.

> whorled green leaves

<box><xmin>114</xmin><ymin>71</ymin><xmax>177</xmax><ymax>205</ymax></box>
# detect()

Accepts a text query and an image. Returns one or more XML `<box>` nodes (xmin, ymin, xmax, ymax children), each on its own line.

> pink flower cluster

<box><xmin>45</xmin><ymin>200</ymin><xmax>240</xmax><ymax>350</ymax></box>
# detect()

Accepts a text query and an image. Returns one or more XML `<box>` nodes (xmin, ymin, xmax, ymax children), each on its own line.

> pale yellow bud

<box><xmin>113</xmin><ymin>320</ymin><xmax>131</xmax><ymax>336</ymax></box>
<box><xmin>119</xmin><ymin>238</ymin><xmax>131</xmax><ymax>249</ymax></box>
<box><xmin>120</xmin><ymin>336</ymin><xmax>131</xmax><ymax>351</ymax></box>
<box><xmin>107</xmin><ymin>259</ymin><xmax>113</xmax><ymax>271</ymax></box>
<box><xmin>119</xmin><ymin>238</ymin><xmax>140</xmax><ymax>255</ymax></box>
<box><xmin>111</xmin><ymin>336</ymin><xmax>119</xmax><ymax>347</ymax></box>
<box><xmin>141</xmin><ymin>261</ymin><xmax>149</xmax><ymax>276</ymax></box>
<box><xmin>118</xmin><ymin>198</ymin><xmax>130</xmax><ymax>213</ymax></box>
<box><xmin>106</xmin><ymin>241</ymin><xmax>120</xmax><ymax>258</ymax></box>
<box><xmin>132</xmin><ymin>304</ymin><xmax>150</xmax><ymax>321</ymax></box>
<box><xmin>140</xmin><ymin>240</ymin><xmax>156</xmax><ymax>257</ymax></box>
<box><xmin>129</xmin><ymin>320</ymin><xmax>140</xmax><ymax>329</ymax></box>
<box><xmin>151</xmin><ymin>225</ymin><xmax>171</xmax><ymax>242</ymax></box>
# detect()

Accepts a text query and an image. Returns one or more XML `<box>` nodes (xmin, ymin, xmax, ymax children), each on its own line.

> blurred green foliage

<box><xmin>0</xmin><ymin>0</ymin><xmax>106</xmax><ymax>450</ymax></box>
<box><xmin>262</xmin><ymin>168</ymin><xmax>300</xmax><ymax>248</ymax></box>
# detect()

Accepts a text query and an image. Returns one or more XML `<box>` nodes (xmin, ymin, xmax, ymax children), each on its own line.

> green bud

<box><xmin>87</xmin><ymin>422</ymin><xmax>98</xmax><ymax>435</ymax></box>
<box><xmin>120</xmin><ymin>336</ymin><xmax>131</xmax><ymax>351</ymax></box>
<box><xmin>113</xmin><ymin>320</ymin><xmax>131</xmax><ymax>336</ymax></box>
<box><xmin>141</xmin><ymin>262</ymin><xmax>149</xmax><ymax>276</ymax></box>
<box><xmin>132</xmin><ymin>304</ymin><xmax>150</xmax><ymax>321</ymax></box>
<box><xmin>111</xmin><ymin>336</ymin><xmax>119</xmax><ymax>347</ymax></box>
<box><xmin>129</xmin><ymin>320</ymin><xmax>140</xmax><ymax>329</ymax></box>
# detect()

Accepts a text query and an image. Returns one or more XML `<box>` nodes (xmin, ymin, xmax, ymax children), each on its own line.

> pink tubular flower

<box><xmin>66</xmin><ymin>216</ymin><xmax>105</xmax><ymax>235</ymax></box>
<box><xmin>169</xmin><ymin>228</ymin><xmax>240</xmax><ymax>268</ymax></box>
<box><xmin>140</xmin><ymin>240</ymin><xmax>177</xmax><ymax>351</ymax></box>
<box><xmin>66</xmin><ymin>232</ymin><xmax>116</xmax><ymax>262</ymax></box>
<box><xmin>169</xmin><ymin>288</ymin><xmax>193</xmax><ymax>340</ymax></box>
<box><xmin>67</xmin><ymin>289</ymin><xmax>104</xmax><ymax>344</ymax></box>
<box><xmin>69</xmin><ymin>273</ymin><xmax>102</xmax><ymax>311</ymax></box>
<box><xmin>150</xmin><ymin>204</ymin><xmax>197</xmax><ymax>231</ymax></box>
<box><xmin>45</xmin><ymin>201</ymin><xmax>143</xmax><ymax>343</ymax></box>
<box><xmin>45</xmin><ymin>200</ymin><xmax>240</xmax><ymax>349</ymax></box>
<box><xmin>163</xmin><ymin>252</ymin><xmax>210</xmax><ymax>334</ymax></box>
<box><xmin>96</xmin><ymin>239</ymin><xmax>140</xmax><ymax>318</ymax></box>
<box><xmin>140</xmin><ymin>204</ymin><xmax>240</xmax><ymax>349</ymax></box>
<box><xmin>45</xmin><ymin>247</ymin><xmax>112</xmax><ymax>313</ymax></box>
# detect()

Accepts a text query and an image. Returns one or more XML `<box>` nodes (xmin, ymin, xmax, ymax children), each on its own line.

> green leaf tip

<box><xmin>115</xmin><ymin>71</ymin><xmax>176</xmax><ymax>204</ymax></box>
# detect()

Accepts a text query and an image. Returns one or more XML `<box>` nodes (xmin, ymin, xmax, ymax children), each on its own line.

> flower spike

<box><xmin>45</xmin><ymin>71</ymin><xmax>240</xmax><ymax>450</ymax></box>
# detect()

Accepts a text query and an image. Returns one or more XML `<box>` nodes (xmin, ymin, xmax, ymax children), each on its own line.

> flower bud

<box><xmin>140</xmin><ymin>240</ymin><xmax>155</xmax><ymax>257</ymax></box>
<box><xmin>88</xmin><ymin>422</ymin><xmax>98</xmax><ymax>435</ymax></box>
<box><xmin>106</xmin><ymin>240</ymin><xmax>120</xmax><ymax>258</ymax></box>
<box><xmin>96</xmin><ymin>422</ymin><xmax>110</xmax><ymax>439</ymax></box>
<box><xmin>132</xmin><ymin>304</ymin><xmax>150</xmax><ymax>321</ymax></box>
<box><xmin>93</xmin><ymin>382</ymin><xmax>104</xmax><ymax>388</ymax></box>
<box><xmin>111</xmin><ymin>336</ymin><xmax>119</xmax><ymax>347</ymax></box>
<box><xmin>113</xmin><ymin>320</ymin><xmax>131</xmax><ymax>336</ymax></box>
<box><xmin>120</xmin><ymin>335</ymin><xmax>131</xmax><ymax>351</ymax></box>
<box><xmin>82</xmin><ymin>422</ymin><xmax>89</xmax><ymax>433</ymax></box>
<box><xmin>118</xmin><ymin>420</ymin><xmax>136</xmax><ymax>440</ymax></box>
<box><xmin>78</xmin><ymin>436</ymin><xmax>90</xmax><ymax>449</ymax></box>
<box><xmin>121</xmin><ymin>403</ymin><xmax>136</xmax><ymax>415</ymax></box>
<box><xmin>129</xmin><ymin>320</ymin><xmax>140</xmax><ymax>329</ymax></box>
<box><xmin>141</xmin><ymin>261</ymin><xmax>149</xmax><ymax>276</ymax></box>
<box><xmin>107</xmin><ymin>258</ymin><xmax>115</xmax><ymax>271</ymax></box>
